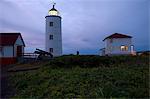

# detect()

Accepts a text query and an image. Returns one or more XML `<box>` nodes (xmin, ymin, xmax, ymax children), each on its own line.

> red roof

<box><xmin>103</xmin><ymin>33</ymin><xmax>132</xmax><ymax>41</ymax></box>
<box><xmin>0</xmin><ymin>33</ymin><xmax>25</xmax><ymax>46</ymax></box>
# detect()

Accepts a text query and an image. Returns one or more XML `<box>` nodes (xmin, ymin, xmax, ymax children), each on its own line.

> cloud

<box><xmin>0</xmin><ymin>0</ymin><xmax>149</xmax><ymax>54</ymax></box>
<box><xmin>0</xmin><ymin>0</ymin><xmax>46</xmax><ymax>51</ymax></box>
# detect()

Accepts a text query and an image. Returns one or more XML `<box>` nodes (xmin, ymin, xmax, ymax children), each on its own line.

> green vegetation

<box><xmin>9</xmin><ymin>55</ymin><xmax>149</xmax><ymax>98</ymax></box>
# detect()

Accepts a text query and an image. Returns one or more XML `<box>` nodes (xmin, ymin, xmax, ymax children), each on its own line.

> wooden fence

<box><xmin>20</xmin><ymin>53</ymin><xmax>39</xmax><ymax>58</ymax></box>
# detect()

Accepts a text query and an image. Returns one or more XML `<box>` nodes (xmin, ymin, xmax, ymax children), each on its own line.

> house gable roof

<box><xmin>103</xmin><ymin>33</ymin><xmax>132</xmax><ymax>41</ymax></box>
<box><xmin>0</xmin><ymin>33</ymin><xmax>25</xmax><ymax>46</ymax></box>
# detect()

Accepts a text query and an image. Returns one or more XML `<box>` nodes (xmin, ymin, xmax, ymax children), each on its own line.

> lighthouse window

<box><xmin>49</xmin><ymin>35</ymin><xmax>53</xmax><ymax>40</ymax></box>
<box><xmin>49</xmin><ymin>22</ymin><xmax>53</xmax><ymax>26</ymax></box>
<box><xmin>49</xmin><ymin>48</ymin><xmax>53</xmax><ymax>53</ymax></box>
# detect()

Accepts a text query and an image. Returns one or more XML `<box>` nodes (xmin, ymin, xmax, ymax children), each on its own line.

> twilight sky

<box><xmin>0</xmin><ymin>0</ymin><xmax>149</xmax><ymax>55</ymax></box>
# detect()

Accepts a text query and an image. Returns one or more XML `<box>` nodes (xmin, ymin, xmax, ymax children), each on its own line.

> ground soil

<box><xmin>1</xmin><ymin>65</ymin><xmax>14</xmax><ymax>98</ymax></box>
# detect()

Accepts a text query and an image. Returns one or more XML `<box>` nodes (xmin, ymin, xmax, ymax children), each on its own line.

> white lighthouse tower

<box><xmin>45</xmin><ymin>3</ymin><xmax>62</xmax><ymax>57</ymax></box>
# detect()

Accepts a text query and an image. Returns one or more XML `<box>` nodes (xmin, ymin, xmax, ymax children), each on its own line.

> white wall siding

<box><xmin>99</xmin><ymin>49</ymin><xmax>105</xmax><ymax>56</ymax></box>
<box><xmin>15</xmin><ymin>35</ymin><xmax>24</xmax><ymax>45</ymax></box>
<box><xmin>0</xmin><ymin>36</ymin><xmax>25</xmax><ymax>58</ymax></box>
<box><xmin>45</xmin><ymin>16</ymin><xmax>62</xmax><ymax>57</ymax></box>
<box><xmin>105</xmin><ymin>38</ymin><xmax>132</xmax><ymax>55</ymax></box>
<box><xmin>14</xmin><ymin>36</ymin><xmax>24</xmax><ymax>57</ymax></box>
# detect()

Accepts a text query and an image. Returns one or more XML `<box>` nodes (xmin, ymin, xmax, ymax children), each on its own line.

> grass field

<box><xmin>9</xmin><ymin>55</ymin><xmax>149</xmax><ymax>98</ymax></box>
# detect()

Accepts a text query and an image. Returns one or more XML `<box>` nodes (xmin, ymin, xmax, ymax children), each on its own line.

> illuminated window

<box><xmin>49</xmin><ymin>35</ymin><xmax>53</xmax><ymax>40</ymax></box>
<box><xmin>121</xmin><ymin>46</ymin><xmax>128</xmax><ymax>51</ymax></box>
<box><xmin>49</xmin><ymin>22</ymin><xmax>53</xmax><ymax>26</ymax></box>
<box><xmin>49</xmin><ymin>48</ymin><xmax>53</xmax><ymax>53</ymax></box>
<box><xmin>49</xmin><ymin>10</ymin><xmax>59</xmax><ymax>16</ymax></box>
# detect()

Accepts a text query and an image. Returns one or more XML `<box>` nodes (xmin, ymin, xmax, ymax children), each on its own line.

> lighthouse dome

<box><xmin>48</xmin><ymin>4</ymin><xmax>59</xmax><ymax>16</ymax></box>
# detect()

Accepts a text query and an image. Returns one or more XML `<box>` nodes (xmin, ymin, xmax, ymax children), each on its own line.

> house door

<box><xmin>17</xmin><ymin>46</ymin><xmax>22</xmax><ymax>57</ymax></box>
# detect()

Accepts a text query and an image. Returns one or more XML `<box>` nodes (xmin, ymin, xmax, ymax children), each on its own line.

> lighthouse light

<box><xmin>48</xmin><ymin>10</ymin><xmax>59</xmax><ymax>16</ymax></box>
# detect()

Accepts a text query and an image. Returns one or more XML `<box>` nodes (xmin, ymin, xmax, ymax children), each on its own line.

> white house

<box><xmin>45</xmin><ymin>3</ymin><xmax>62</xmax><ymax>57</ymax></box>
<box><xmin>100</xmin><ymin>33</ymin><xmax>135</xmax><ymax>56</ymax></box>
<box><xmin>0</xmin><ymin>33</ymin><xmax>25</xmax><ymax>65</ymax></box>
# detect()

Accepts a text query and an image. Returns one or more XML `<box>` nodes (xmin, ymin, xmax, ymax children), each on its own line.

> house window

<box><xmin>49</xmin><ymin>22</ymin><xmax>53</xmax><ymax>26</ymax></box>
<box><xmin>49</xmin><ymin>48</ymin><xmax>53</xmax><ymax>53</ymax></box>
<box><xmin>121</xmin><ymin>46</ymin><xmax>128</xmax><ymax>51</ymax></box>
<box><xmin>49</xmin><ymin>35</ymin><xmax>53</xmax><ymax>40</ymax></box>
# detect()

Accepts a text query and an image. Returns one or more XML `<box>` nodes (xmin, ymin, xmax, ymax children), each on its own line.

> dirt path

<box><xmin>1</xmin><ymin>65</ymin><xmax>14</xmax><ymax>98</ymax></box>
<box><xmin>1</xmin><ymin>61</ymin><xmax>44</xmax><ymax>98</ymax></box>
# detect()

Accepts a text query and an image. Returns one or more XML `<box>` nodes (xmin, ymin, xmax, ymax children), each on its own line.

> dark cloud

<box><xmin>0</xmin><ymin>0</ymin><xmax>149</xmax><ymax>54</ymax></box>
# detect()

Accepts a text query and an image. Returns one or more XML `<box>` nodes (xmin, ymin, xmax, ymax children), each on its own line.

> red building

<box><xmin>0</xmin><ymin>33</ymin><xmax>25</xmax><ymax>65</ymax></box>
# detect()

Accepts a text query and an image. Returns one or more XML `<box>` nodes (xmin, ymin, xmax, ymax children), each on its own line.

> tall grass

<box><xmin>9</xmin><ymin>55</ymin><xmax>149</xmax><ymax>98</ymax></box>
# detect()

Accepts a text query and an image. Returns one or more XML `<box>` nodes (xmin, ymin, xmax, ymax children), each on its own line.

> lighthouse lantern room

<box><xmin>48</xmin><ymin>3</ymin><xmax>59</xmax><ymax>16</ymax></box>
